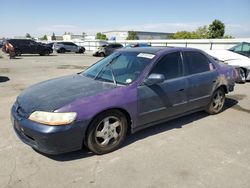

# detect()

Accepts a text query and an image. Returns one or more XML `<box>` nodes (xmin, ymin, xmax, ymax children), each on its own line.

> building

<box><xmin>63</xmin><ymin>34</ymin><xmax>84</xmax><ymax>41</ymax></box>
<box><xmin>47</xmin><ymin>35</ymin><xmax>63</xmax><ymax>41</ymax></box>
<box><xmin>103</xmin><ymin>30</ymin><xmax>174</xmax><ymax>40</ymax></box>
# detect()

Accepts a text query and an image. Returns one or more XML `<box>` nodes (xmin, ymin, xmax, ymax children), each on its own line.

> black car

<box><xmin>93</xmin><ymin>43</ymin><xmax>123</xmax><ymax>57</ymax></box>
<box><xmin>229</xmin><ymin>42</ymin><xmax>250</xmax><ymax>58</ymax></box>
<box><xmin>6</xmin><ymin>39</ymin><xmax>53</xmax><ymax>56</ymax></box>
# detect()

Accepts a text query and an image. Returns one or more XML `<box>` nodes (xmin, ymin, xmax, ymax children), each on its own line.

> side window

<box><xmin>114</xmin><ymin>44</ymin><xmax>122</xmax><ymax>48</ymax></box>
<box><xmin>29</xmin><ymin>40</ymin><xmax>36</xmax><ymax>45</ymax></box>
<box><xmin>242</xmin><ymin>43</ymin><xmax>250</xmax><ymax>52</ymax></box>
<box><xmin>151</xmin><ymin>52</ymin><xmax>183</xmax><ymax>80</ymax></box>
<box><xmin>232</xmin><ymin>44</ymin><xmax>242</xmax><ymax>52</ymax></box>
<box><xmin>183</xmin><ymin>51</ymin><xmax>210</xmax><ymax>74</ymax></box>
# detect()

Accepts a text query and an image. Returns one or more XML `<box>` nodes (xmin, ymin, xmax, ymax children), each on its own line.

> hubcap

<box><xmin>239</xmin><ymin>69</ymin><xmax>246</xmax><ymax>81</ymax></box>
<box><xmin>212</xmin><ymin>90</ymin><xmax>224</xmax><ymax>112</ymax></box>
<box><xmin>95</xmin><ymin>116</ymin><xmax>122</xmax><ymax>147</ymax></box>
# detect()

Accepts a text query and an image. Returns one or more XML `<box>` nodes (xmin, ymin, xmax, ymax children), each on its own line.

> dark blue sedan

<box><xmin>11</xmin><ymin>47</ymin><xmax>236</xmax><ymax>155</ymax></box>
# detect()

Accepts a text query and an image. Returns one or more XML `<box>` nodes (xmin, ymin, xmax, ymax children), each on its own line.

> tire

<box><xmin>78</xmin><ymin>48</ymin><xmax>84</xmax><ymax>54</ymax></box>
<box><xmin>86</xmin><ymin>110</ymin><xmax>128</xmax><ymax>155</ymax></box>
<box><xmin>206</xmin><ymin>88</ymin><xmax>225</xmax><ymax>115</ymax></box>
<box><xmin>39</xmin><ymin>50</ymin><xmax>46</xmax><ymax>56</ymax></box>
<box><xmin>59</xmin><ymin>48</ymin><xmax>65</xmax><ymax>53</ymax></box>
<box><xmin>99</xmin><ymin>52</ymin><xmax>105</xmax><ymax>57</ymax></box>
<box><xmin>44</xmin><ymin>50</ymin><xmax>50</xmax><ymax>56</ymax></box>
<box><xmin>237</xmin><ymin>68</ymin><xmax>246</xmax><ymax>83</ymax></box>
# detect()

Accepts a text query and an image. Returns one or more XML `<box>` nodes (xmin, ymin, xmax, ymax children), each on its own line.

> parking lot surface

<box><xmin>0</xmin><ymin>53</ymin><xmax>250</xmax><ymax>188</ymax></box>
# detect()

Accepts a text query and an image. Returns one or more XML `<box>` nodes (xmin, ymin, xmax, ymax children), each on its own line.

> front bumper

<box><xmin>11</xmin><ymin>105</ymin><xmax>89</xmax><ymax>155</ymax></box>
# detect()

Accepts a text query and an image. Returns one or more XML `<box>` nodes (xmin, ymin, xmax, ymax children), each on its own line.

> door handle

<box><xmin>212</xmin><ymin>80</ymin><xmax>216</xmax><ymax>83</ymax></box>
<box><xmin>178</xmin><ymin>88</ymin><xmax>184</xmax><ymax>92</ymax></box>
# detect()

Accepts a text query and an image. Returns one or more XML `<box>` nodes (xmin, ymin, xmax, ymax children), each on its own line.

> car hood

<box><xmin>205</xmin><ymin>50</ymin><xmax>249</xmax><ymax>61</ymax></box>
<box><xmin>16</xmin><ymin>74</ymin><xmax>117</xmax><ymax>113</ymax></box>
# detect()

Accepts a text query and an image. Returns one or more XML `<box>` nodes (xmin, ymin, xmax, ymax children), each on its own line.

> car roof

<box><xmin>120</xmin><ymin>47</ymin><xmax>166</xmax><ymax>54</ymax></box>
<box><xmin>120</xmin><ymin>47</ymin><xmax>200</xmax><ymax>55</ymax></box>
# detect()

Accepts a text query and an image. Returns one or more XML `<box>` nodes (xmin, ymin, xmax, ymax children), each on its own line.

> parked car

<box><xmin>11</xmin><ymin>47</ymin><xmax>235</xmax><ymax>155</ymax></box>
<box><xmin>229</xmin><ymin>42</ymin><xmax>250</xmax><ymax>58</ymax></box>
<box><xmin>205</xmin><ymin>50</ymin><xmax>250</xmax><ymax>83</ymax></box>
<box><xmin>5</xmin><ymin>39</ymin><xmax>53</xmax><ymax>56</ymax></box>
<box><xmin>53</xmin><ymin>42</ymin><xmax>85</xmax><ymax>53</ymax></box>
<box><xmin>47</xmin><ymin>42</ymin><xmax>55</xmax><ymax>49</ymax></box>
<box><xmin>93</xmin><ymin>43</ymin><xmax>123</xmax><ymax>57</ymax></box>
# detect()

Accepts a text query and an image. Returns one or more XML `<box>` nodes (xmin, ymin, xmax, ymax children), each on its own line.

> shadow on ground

<box><xmin>0</xmin><ymin>76</ymin><xmax>10</xmax><ymax>83</ymax></box>
<box><xmin>39</xmin><ymin>97</ymin><xmax>238</xmax><ymax>161</ymax></box>
<box><xmin>18</xmin><ymin>54</ymin><xmax>57</xmax><ymax>57</ymax></box>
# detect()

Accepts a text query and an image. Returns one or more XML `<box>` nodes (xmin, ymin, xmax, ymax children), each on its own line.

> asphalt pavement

<box><xmin>0</xmin><ymin>53</ymin><xmax>250</xmax><ymax>188</ymax></box>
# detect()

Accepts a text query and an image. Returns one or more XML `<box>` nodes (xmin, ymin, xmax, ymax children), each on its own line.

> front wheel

<box><xmin>206</xmin><ymin>88</ymin><xmax>225</xmax><ymax>115</ymax></box>
<box><xmin>99</xmin><ymin>52</ymin><xmax>105</xmax><ymax>57</ymax></box>
<box><xmin>86</xmin><ymin>110</ymin><xmax>128</xmax><ymax>155</ymax></box>
<box><xmin>58</xmin><ymin>48</ymin><xmax>65</xmax><ymax>53</ymax></box>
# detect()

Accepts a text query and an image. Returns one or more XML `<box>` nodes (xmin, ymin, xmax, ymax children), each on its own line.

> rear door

<box><xmin>182</xmin><ymin>51</ymin><xmax>217</xmax><ymax>109</ymax></box>
<box><xmin>137</xmin><ymin>51</ymin><xmax>189</xmax><ymax>126</ymax></box>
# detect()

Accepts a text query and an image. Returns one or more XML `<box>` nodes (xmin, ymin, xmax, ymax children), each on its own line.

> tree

<box><xmin>52</xmin><ymin>32</ymin><xmax>56</xmax><ymax>40</ymax></box>
<box><xmin>26</xmin><ymin>33</ymin><xmax>32</xmax><ymax>38</ymax></box>
<box><xmin>95</xmin><ymin>32</ymin><xmax>108</xmax><ymax>40</ymax></box>
<box><xmin>223</xmin><ymin>35</ymin><xmax>234</xmax><ymax>39</ymax></box>
<box><xmin>208</xmin><ymin>19</ymin><xmax>225</xmax><ymax>39</ymax></box>
<box><xmin>195</xmin><ymin>26</ymin><xmax>208</xmax><ymax>39</ymax></box>
<box><xmin>126</xmin><ymin>31</ymin><xmax>138</xmax><ymax>40</ymax></box>
<box><xmin>41</xmin><ymin>35</ymin><xmax>48</xmax><ymax>40</ymax></box>
<box><xmin>171</xmin><ymin>31</ymin><xmax>198</xmax><ymax>39</ymax></box>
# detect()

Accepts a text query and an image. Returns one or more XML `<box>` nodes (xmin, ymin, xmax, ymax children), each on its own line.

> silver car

<box><xmin>53</xmin><ymin>42</ymin><xmax>85</xmax><ymax>53</ymax></box>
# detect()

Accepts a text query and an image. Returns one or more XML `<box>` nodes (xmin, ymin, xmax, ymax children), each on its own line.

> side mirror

<box><xmin>143</xmin><ymin>73</ymin><xmax>165</xmax><ymax>86</ymax></box>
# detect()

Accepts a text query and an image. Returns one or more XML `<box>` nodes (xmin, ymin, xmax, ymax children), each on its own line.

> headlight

<box><xmin>28</xmin><ymin>111</ymin><xmax>77</xmax><ymax>126</ymax></box>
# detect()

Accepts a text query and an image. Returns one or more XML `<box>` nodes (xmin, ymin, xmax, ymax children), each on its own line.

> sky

<box><xmin>0</xmin><ymin>0</ymin><xmax>250</xmax><ymax>38</ymax></box>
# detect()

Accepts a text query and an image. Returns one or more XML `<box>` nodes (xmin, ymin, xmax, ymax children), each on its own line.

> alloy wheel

<box><xmin>212</xmin><ymin>90</ymin><xmax>225</xmax><ymax>113</ymax></box>
<box><xmin>94</xmin><ymin>116</ymin><xmax>123</xmax><ymax>147</ymax></box>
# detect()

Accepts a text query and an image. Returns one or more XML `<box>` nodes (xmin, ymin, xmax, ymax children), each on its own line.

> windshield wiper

<box><xmin>94</xmin><ymin>54</ymin><xmax>120</xmax><ymax>85</ymax></box>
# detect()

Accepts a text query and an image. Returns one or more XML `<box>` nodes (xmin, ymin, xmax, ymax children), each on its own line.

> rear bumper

<box><xmin>11</xmin><ymin>105</ymin><xmax>89</xmax><ymax>155</ymax></box>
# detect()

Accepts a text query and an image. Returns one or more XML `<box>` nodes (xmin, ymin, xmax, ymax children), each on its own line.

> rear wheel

<box><xmin>78</xmin><ymin>48</ymin><xmax>84</xmax><ymax>53</ymax></box>
<box><xmin>206</xmin><ymin>88</ymin><xmax>225</xmax><ymax>114</ymax></box>
<box><xmin>86</xmin><ymin>110</ymin><xmax>128</xmax><ymax>155</ymax></box>
<box><xmin>40</xmin><ymin>50</ymin><xmax>49</xmax><ymax>56</ymax></box>
<box><xmin>237</xmin><ymin>68</ymin><xmax>246</xmax><ymax>83</ymax></box>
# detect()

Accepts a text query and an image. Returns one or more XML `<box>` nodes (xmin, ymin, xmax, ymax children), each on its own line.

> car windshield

<box><xmin>82</xmin><ymin>51</ymin><xmax>154</xmax><ymax>85</ymax></box>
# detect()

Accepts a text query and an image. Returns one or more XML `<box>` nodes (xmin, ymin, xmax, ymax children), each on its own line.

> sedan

<box><xmin>206</xmin><ymin>50</ymin><xmax>250</xmax><ymax>83</ymax></box>
<box><xmin>11</xmin><ymin>47</ymin><xmax>236</xmax><ymax>155</ymax></box>
<box><xmin>229</xmin><ymin>42</ymin><xmax>250</xmax><ymax>58</ymax></box>
<box><xmin>93</xmin><ymin>43</ymin><xmax>123</xmax><ymax>57</ymax></box>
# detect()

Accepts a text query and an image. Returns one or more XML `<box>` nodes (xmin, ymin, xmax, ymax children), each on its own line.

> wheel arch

<box><xmin>218</xmin><ymin>85</ymin><xmax>228</xmax><ymax>94</ymax></box>
<box><xmin>83</xmin><ymin>107</ymin><xmax>132</xmax><ymax>147</ymax></box>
